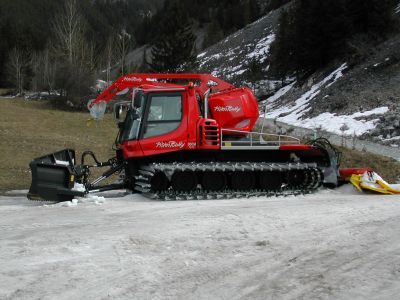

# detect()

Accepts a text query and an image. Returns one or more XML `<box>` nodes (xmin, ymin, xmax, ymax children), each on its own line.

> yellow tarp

<box><xmin>350</xmin><ymin>172</ymin><xmax>400</xmax><ymax>195</ymax></box>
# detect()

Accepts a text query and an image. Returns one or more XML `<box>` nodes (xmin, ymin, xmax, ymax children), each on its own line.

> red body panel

<box><xmin>279</xmin><ymin>144</ymin><xmax>314</xmax><ymax>151</ymax></box>
<box><xmin>208</xmin><ymin>87</ymin><xmax>259</xmax><ymax>133</ymax></box>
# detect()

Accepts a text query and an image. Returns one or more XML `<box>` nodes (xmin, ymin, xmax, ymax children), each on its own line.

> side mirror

<box><xmin>115</xmin><ymin>105</ymin><xmax>123</xmax><ymax>119</ymax></box>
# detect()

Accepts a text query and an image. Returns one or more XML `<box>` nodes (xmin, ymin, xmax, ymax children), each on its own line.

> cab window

<box><xmin>143</xmin><ymin>93</ymin><xmax>183</xmax><ymax>139</ymax></box>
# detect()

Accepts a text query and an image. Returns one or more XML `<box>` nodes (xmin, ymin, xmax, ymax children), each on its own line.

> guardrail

<box><xmin>221</xmin><ymin>129</ymin><xmax>300</xmax><ymax>150</ymax></box>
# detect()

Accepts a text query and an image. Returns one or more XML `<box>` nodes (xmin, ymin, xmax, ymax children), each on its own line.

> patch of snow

<box><xmin>396</xmin><ymin>2</ymin><xmax>400</xmax><ymax>14</ymax></box>
<box><xmin>278</xmin><ymin>107</ymin><xmax>388</xmax><ymax>136</ymax></box>
<box><xmin>383</xmin><ymin>136</ymin><xmax>400</xmax><ymax>142</ymax></box>
<box><xmin>352</xmin><ymin>107</ymin><xmax>389</xmax><ymax>118</ymax></box>
<box><xmin>54</xmin><ymin>194</ymin><xmax>106</xmax><ymax>207</ymax></box>
<box><xmin>265</xmin><ymin>63</ymin><xmax>390</xmax><ymax>136</ymax></box>
<box><xmin>325</xmin><ymin>64</ymin><xmax>346</xmax><ymax>87</ymax></box>
<box><xmin>268</xmin><ymin>63</ymin><xmax>348</xmax><ymax>121</ymax></box>
<box><xmin>263</xmin><ymin>82</ymin><xmax>296</xmax><ymax>104</ymax></box>
<box><xmin>247</xmin><ymin>33</ymin><xmax>275</xmax><ymax>63</ymax></box>
<box><xmin>72</xmin><ymin>183</ymin><xmax>86</xmax><ymax>192</ymax></box>
<box><xmin>60</xmin><ymin>199</ymin><xmax>78</xmax><ymax>207</ymax></box>
<box><xmin>230</xmin><ymin>69</ymin><xmax>246</xmax><ymax>76</ymax></box>
<box><xmin>197</xmin><ymin>52</ymin><xmax>206</xmax><ymax>58</ymax></box>
<box><xmin>80</xmin><ymin>195</ymin><xmax>106</xmax><ymax>205</ymax></box>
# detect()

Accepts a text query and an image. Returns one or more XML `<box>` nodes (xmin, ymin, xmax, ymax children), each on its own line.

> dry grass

<box><xmin>0</xmin><ymin>98</ymin><xmax>118</xmax><ymax>192</ymax></box>
<box><xmin>0</xmin><ymin>89</ymin><xmax>11</xmax><ymax>96</ymax></box>
<box><xmin>339</xmin><ymin>147</ymin><xmax>400</xmax><ymax>182</ymax></box>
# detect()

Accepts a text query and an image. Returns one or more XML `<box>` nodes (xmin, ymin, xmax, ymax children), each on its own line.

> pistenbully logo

<box><xmin>123</xmin><ymin>77</ymin><xmax>142</xmax><ymax>82</ymax></box>
<box><xmin>214</xmin><ymin>106</ymin><xmax>241</xmax><ymax>113</ymax></box>
<box><xmin>156</xmin><ymin>141</ymin><xmax>185</xmax><ymax>149</ymax></box>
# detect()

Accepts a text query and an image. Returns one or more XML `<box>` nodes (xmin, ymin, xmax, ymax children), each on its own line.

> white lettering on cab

<box><xmin>214</xmin><ymin>106</ymin><xmax>241</xmax><ymax>113</ymax></box>
<box><xmin>156</xmin><ymin>141</ymin><xmax>185</xmax><ymax>149</ymax></box>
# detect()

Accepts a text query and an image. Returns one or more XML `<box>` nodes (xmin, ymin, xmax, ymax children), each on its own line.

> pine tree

<box><xmin>148</xmin><ymin>1</ymin><xmax>196</xmax><ymax>72</ymax></box>
<box><xmin>269</xmin><ymin>0</ymin><xmax>392</xmax><ymax>78</ymax></box>
<box><xmin>269</xmin><ymin>9</ymin><xmax>293</xmax><ymax>81</ymax></box>
<box><xmin>203</xmin><ymin>20</ymin><xmax>224</xmax><ymax>48</ymax></box>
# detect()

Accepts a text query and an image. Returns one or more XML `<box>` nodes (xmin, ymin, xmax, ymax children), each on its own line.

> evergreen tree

<box><xmin>347</xmin><ymin>0</ymin><xmax>396</xmax><ymax>36</ymax></box>
<box><xmin>148</xmin><ymin>1</ymin><xmax>196</xmax><ymax>72</ymax></box>
<box><xmin>270</xmin><ymin>0</ymin><xmax>396</xmax><ymax>79</ymax></box>
<box><xmin>269</xmin><ymin>9</ymin><xmax>293</xmax><ymax>81</ymax></box>
<box><xmin>203</xmin><ymin>20</ymin><xmax>224</xmax><ymax>48</ymax></box>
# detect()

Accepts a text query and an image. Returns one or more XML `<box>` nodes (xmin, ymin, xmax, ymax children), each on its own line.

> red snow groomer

<box><xmin>28</xmin><ymin>74</ymin><xmax>343</xmax><ymax>202</ymax></box>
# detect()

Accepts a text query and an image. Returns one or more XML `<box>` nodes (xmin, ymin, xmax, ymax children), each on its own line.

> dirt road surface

<box><xmin>1</xmin><ymin>186</ymin><xmax>400</xmax><ymax>300</ymax></box>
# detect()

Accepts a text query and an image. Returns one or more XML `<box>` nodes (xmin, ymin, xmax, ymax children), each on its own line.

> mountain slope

<box><xmin>197</xmin><ymin>3</ymin><xmax>400</xmax><ymax>147</ymax></box>
<box><xmin>197</xmin><ymin>7</ymin><xmax>281</xmax><ymax>82</ymax></box>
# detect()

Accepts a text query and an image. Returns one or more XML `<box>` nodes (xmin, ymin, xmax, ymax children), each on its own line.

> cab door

<box><xmin>139</xmin><ymin>91</ymin><xmax>188</xmax><ymax>156</ymax></box>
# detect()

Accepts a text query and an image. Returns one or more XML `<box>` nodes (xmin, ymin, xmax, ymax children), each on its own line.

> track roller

<box><xmin>230</xmin><ymin>171</ymin><xmax>256</xmax><ymax>190</ymax></box>
<box><xmin>286</xmin><ymin>170</ymin><xmax>307</xmax><ymax>188</ymax></box>
<box><xmin>259</xmin><ymin>171</ymin><xmax>283</xmax><ymax>190</ymax></box>
<box><xmin>150</xmin><ymin>171</ymin><xmax>169</xmax><ymax>191</ymax></box>
<box><xmin>171</xmin><ymin>171</ymin><xmax>197</xmax><ymax>192</ymax></box>
<box><xmin>201</xmin><ymin>171</ymin><xmax>227</xmax><ymax>191</ymax></box>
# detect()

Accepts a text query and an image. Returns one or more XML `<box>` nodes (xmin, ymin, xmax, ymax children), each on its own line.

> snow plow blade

<box><xmin>28</xmin><ymin>149</ymin><xmax>87</xmax><ymax>202</ymax></box>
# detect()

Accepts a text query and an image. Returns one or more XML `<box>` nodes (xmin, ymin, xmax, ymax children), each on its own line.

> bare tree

<box><xmin>42</xmin><ymin>47</ymin><xmax>57</xmax><ymax>93</ymax></box>
<box><xmin>51</xmin><ymin>0</ymin><xmax>94</xmax><ymax>106</ymax></box>
<box><xmin>104</xmin><ymin>35</ymin><xmax>117</xmax><ymax>85</ymax></box>
<box><xmin>52</xmin><ymin>0</ymin><xmax>85</xmax><ymax>65</ymax></box>
<box><xmin>340</xmin><ymin>124</ymin><xmax>349</xmax><ymax>147</ymax></box>
<box><xmin>6</xmin><ymin>48</ymin><xmax>29</xmax><ymax>95</ymax></box>
<box><xmin>30</xmin><ymin>46</ymin><xmax>57</xmax><ymax>94</ymax></box>
<box><xmin>30</xmin><ymin>51</ymin><xmax>42</xmax><ymax>92</ymax></box>
<box><xmin>351</xmin><ymin>131</ymin><xmax>358</xmax><ymax>150</ymax></box>
<box><xmin>117</xmin><ymin>29</ymin><xmax>133</xmax><ymax>75</ymax></box>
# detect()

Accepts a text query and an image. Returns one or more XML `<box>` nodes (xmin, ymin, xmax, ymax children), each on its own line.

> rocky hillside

<box><xmin>197</xmin><ymin>2</ymin><xmax>400</xmax><ymax>148</ymax></box>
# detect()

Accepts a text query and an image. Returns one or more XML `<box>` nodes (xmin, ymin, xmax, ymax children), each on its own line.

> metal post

<box><xmin>204</xmin><ymin>89</ymin><xmax>211</xmax><ymax>119</ymax></box>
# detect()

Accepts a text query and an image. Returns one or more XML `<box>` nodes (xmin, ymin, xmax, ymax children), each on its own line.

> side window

<box><xmin>143</xmin><ymin>93</ymin><xmax>183</xmax><ymax>139</ymax></box>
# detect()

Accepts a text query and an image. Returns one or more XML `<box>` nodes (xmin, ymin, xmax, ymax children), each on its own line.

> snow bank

<box><xmin>54</xmin><ymin>194</ymin><xmax>106</xmax><ymax>207</ymax></box>
<box><xmin>290</xmin><ymin>107</ymin><xmax>389</xmax><ymax>136</ymax></box>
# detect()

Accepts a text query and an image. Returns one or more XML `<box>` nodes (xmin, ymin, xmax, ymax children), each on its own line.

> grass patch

<box><xmin>0</xmin><ymin>98</ymin><xmax>118</xmax><ymax>192</ymax></box>
<box><xmin>339</xmin><ymin>147</ymin><xmax>400</xmax><ymax>182</ymax></box>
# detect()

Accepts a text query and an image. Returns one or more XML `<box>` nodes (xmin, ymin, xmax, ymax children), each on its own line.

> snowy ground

<box><xmin>1</xmin><ymin>187</ymin><xmax>400</xmax><ymax>300</ymax></box>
